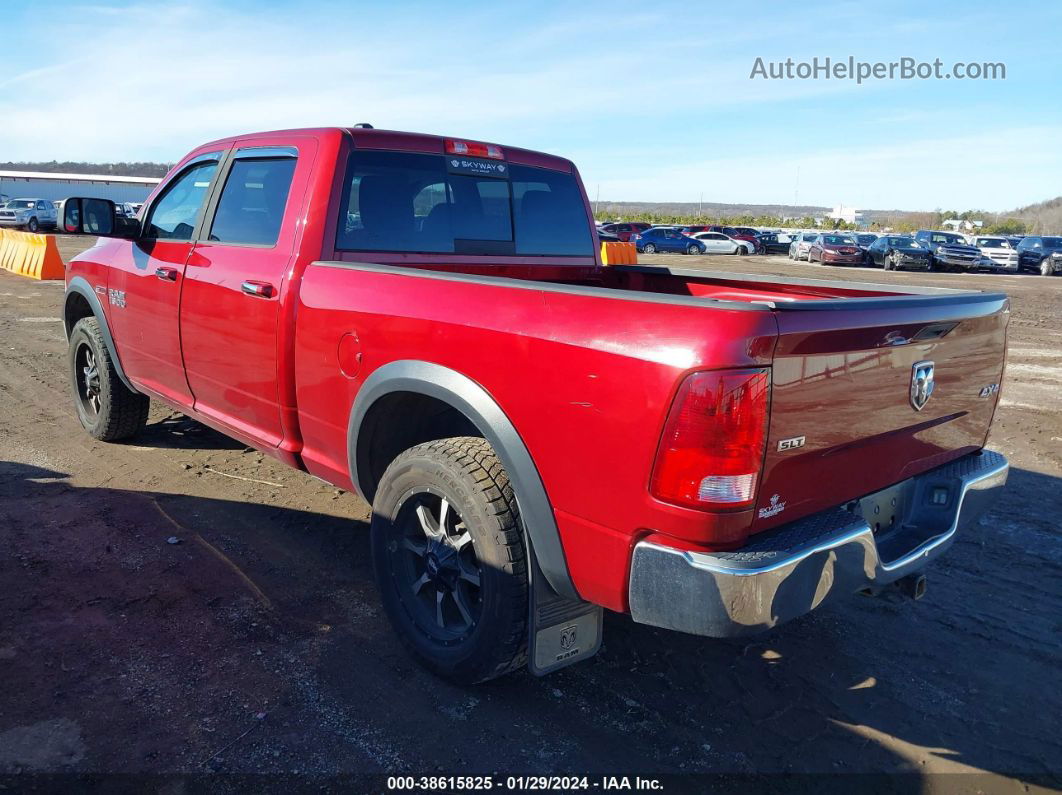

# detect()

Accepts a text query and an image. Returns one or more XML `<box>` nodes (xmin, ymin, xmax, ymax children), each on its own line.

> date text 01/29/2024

<box><xmin>386</xmin><ymin>776</ymin><xmax>664</xmax><ymax>791</ymax></box>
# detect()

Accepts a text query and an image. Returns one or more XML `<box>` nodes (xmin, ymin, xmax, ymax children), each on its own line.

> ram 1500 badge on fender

<box><xmin>59</xmin><ymin>127</ymin><xmax>1009</xmax><ymax>683</ymax></box>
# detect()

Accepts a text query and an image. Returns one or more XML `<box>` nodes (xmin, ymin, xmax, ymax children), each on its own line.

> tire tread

<box><xmin>70</xmin><ymin>317</ymin><xmax>149</xmax><ymax>441</ymax></box>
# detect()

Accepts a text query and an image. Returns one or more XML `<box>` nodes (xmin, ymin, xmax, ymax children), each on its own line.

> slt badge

<box><xmin>910</xmin><ymin>360</ymin><xmax>935</xmax><ymax>411</ymax></box>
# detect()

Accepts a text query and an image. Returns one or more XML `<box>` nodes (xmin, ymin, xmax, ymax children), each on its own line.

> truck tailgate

<box><xmin>751</xmin><ymin>293</ymin><xmax>1009</xmax><ymax>534</ymax></box>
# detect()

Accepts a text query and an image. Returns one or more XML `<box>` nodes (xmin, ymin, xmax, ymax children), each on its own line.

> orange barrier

<box><xmin>0</xmin><ymin>228</ymin><xmax>66</xmax><ymax>280</ymax></box>
<box><xmin>600</xmin><ymin>241</ymin><xmax>637</xmax><ymax>266</ymax></box>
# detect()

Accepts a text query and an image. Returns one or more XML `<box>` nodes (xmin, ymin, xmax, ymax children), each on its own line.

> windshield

<box><xmin>823</xmin><ymin>235</ymin><xmax>855</xmax><ymax>245</ymax></box>
<box><xmin>886</xmin><ymin>236</ymin><xmax>916</xmax><ymax>246</ymax></box>
<box><xmin>7</xmin><ymin>200</ymin><xmax>35</xmax><ymax>209</ymax></box>
<box><xmin>975</xmin><ymin>238</ymin><xmax>1008</xmax><ymax>248</ymax></box>
<box><xmin>336</xmin><ymin>150</ymin><xmax>593</xmax><ymax>256</ymax></box>
<box><xmin>1042</xmin><ymin>237</ymin><xmax>1062</xmax><ymax>250</ymax></box>
<box><xmin>856</xmin><ymin>234</ymin><xmax>876</xmax><ymax>245</ymax></box>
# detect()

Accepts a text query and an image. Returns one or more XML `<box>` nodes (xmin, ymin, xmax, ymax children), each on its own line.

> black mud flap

<box><xmin>527</xmin><ymin>543</ymin><xmax>603</xmax><ymax>676</ymax></box>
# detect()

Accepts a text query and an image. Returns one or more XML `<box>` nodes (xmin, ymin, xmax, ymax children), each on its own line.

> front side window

<box><xmin>144</xmin><ymin>159</ymin><xmax>219</xmax><ymax>240</ymax></box>
<box><xmin>336</xmin><ymin>150</ymin><xmax>594</xmax><ymax>257</ymax></box>
<box><xmin>209</xmin><ymin>157</ymin><xmax>297</xmax><ymax>246</ymax></box>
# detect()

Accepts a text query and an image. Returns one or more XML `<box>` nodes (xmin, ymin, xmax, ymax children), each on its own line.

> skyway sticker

<box><xmin>446</xmin><ymin>156</ymin><xmax>509</xmax><ymax>179</ymax></box>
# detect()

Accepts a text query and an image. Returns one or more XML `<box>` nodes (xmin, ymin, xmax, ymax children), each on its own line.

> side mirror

<box><xmin>59</xmin><ymin>198</ymin><xmax>139</xmax><ymax>238</ymax></box>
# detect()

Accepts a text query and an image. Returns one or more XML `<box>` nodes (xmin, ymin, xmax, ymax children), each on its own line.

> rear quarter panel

<box><xmin>293</xmin><ymin>265</ymin><xmax>778</xmax><ymax>610</ymax></box>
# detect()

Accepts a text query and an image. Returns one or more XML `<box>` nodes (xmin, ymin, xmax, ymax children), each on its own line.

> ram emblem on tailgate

<box><xmin>910</xmin><ymin>360</ymin><xmax>935</xmax><ymax>411</ymax></box>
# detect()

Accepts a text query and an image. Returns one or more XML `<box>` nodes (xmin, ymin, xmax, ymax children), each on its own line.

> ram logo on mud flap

<box><xmin>555</xmin><ymin>625</ymin><xmax>579</xmax><ymax>661</ymax></box>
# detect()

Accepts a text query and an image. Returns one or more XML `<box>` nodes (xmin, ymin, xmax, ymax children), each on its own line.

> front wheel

<box><xmin>686</xmin><ymin>244</ymin><xmax>701</xmax><ymax>256</ymax></box>
<box><xmin>1041</xmin><ymin>258</ymin><xmax>1055</xmax><ymax>277</ymax></box>
<box><xmin>371</xmin><ymin>437</ymin><xmax>529</xmax><ymax>684</ymax></box>
<box><xmin>27</xmin><ymin>217</ymin><xmax>39</xmax><ymax>233</ymax></box>
<box><xmin>642</xmin><ymin>243</ymin><xmax>656</xmax><ymax>254</ymax></box>
<box><xmin>883</xmin><ymin>253</ymin><xmax>895</xmax><ymax>271</ymax></box>
<box><xmin>68</xmin><ymin>317</ymin><xmax>149</xmax><ymax>441</ymax></box>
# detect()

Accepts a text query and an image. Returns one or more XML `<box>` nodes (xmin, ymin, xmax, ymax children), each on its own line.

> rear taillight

<box><xmin>632</xmin><ymin>233</ymin><xmax>642</xmax><ymax>240</ymax></box>
<box><xmin>650</xmin><ymin>369</ymin><xmax>770</xmax><ymax>511</ymax></box>
<box><xmin>445</xmin><ymin>139</ymin><xmax>504</xmax><ymax>159</ymax></box>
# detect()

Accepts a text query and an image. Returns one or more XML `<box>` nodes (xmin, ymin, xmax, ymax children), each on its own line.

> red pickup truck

<box><xmin>59</xmin><ymin>126</ymin><xmax>1009</xmax><ymax>683</ymax></box>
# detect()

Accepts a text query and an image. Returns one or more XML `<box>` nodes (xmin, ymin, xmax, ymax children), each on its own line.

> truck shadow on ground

<box><xmin>128</xmin><ymin>415</ymin><xmax>247</xmax><ymax>452</ymax></box>
<box><xmin>1</xmin><ymin>461</ymin><xmax>1057</xmax><ymax>783</ymax></box>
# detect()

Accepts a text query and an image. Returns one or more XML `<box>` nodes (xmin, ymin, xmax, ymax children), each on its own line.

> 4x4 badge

<box><xmin>910</xmin><ymin>360</ymin><xmax>935</xmax><ymax>411</ymax></box>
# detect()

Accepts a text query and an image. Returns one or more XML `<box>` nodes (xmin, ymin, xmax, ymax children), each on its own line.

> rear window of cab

<box><xmin>336</xmin><ymin>150</ymin><xmax>594</xmax><ymax>257</ymax></box>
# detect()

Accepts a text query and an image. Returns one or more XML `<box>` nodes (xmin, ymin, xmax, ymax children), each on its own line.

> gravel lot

<box><xmin>0</xmin><ymin>239</ymin><xmax>1059</xmax><ymax>788</ymax></box>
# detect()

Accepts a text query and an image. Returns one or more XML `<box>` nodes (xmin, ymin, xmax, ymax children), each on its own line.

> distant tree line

<box><xmin>0</xmin><ymin>161</ymin><xmax>173</xmax><ymax>178</ymax></box>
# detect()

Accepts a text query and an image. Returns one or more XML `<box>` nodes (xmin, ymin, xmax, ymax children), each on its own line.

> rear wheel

<box><xmin>68</xmin><ymin>317</ymin><xmax>149</xmax><ymax>441</ymax></box>
<box><xmin>642</xmin><ymin>243</ymin><xmax>656</xmax><ymax>254</ymax></box>
<box><xmin>371</xmin><ymin>437</ymin><xmax>529</xmax><ymax>684</ymax></box>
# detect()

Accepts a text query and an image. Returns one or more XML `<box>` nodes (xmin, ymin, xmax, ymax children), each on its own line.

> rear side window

<box><xmin>209</xmin><ymin>157</ymin><xmax>297</xmax><ymax>246</ymax></box>
<box><xmin>336</xmin><ymin>150</ymin><xmax>594</xmax><ymax>256</ymax></box>
<box><xmin>144</xmin><ymin>159</ymin><xmax>219</xmax><ymax>240</ymax></box>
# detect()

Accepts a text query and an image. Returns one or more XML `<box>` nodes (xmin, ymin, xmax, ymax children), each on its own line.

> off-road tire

<box><xmin>68</xmin><ymin>317</ymin><xmax>149</xmax><ymax>441</ymax></box>
<box><xmin>371</xmin><ymin>437</ymin><xmax>529</xmax><ymax>684</ymax></box>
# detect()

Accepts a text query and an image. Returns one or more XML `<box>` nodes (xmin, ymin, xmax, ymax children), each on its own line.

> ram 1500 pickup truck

<box><xmin>59</xmin><ymin>127</ymin><xmax>1010</xmax><ymax>683</ymax></box>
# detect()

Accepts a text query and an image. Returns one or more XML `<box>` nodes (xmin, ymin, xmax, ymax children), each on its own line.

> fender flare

<box><xmin>348</xmin><ymin>360</ymin><xmax>578</xmax><ymax>600</ymax></box>
<box><xmin>63</xmin><ymin>276</ymin><xmax>139</xmax><ymax>394</ymax></box>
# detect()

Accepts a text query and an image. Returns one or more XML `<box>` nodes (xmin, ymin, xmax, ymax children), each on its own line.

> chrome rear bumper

<box><xmin>628</xmin><ymin>450</ymin><xmax>1008</xmax><ymax>637</ymax></box>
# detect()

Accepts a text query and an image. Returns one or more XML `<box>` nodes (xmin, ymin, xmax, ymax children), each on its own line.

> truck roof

<box><xmin>196</xmin><ymin>126</ymin><xmax>573</xmax><ymax>172</ymax></box>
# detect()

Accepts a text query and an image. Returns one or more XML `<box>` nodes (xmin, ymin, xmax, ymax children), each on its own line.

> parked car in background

<box><xmin>679</xmin><ymin>225</ymin><xmax>713</xmax><ymax>237</ymax></box>
<box><xmin>599</xmin><ymin>222</ymin><xmax>651</xmax><ymax>242</ymax></box>
<box><xmin>691</xmin><ymin>231</ymin><xmax>753</xmax><ymax>255</ymax></box>
<box><xmin>854</xmin><ymin>233</ymin><xmax>878</xmax><ymax>256</ymax></box>
<box><xmin>914</xmin><ymin>230</ymin><xmax>984</xmax><ymax>272</ymax></box>
<box><xmin>757</xmin><ymin>233</ymin><xmax>791</xmax><ymax>255</ymax></box>
<box><xmin>865</xmin><ymin>235</ymin><xmax>932</xmax><ymax>271</ymax></box>
<box><xmin>597</xmin><ymin>229</ymin><xmax>621</xmax><ymax>244</ymax></box>
<box><xmin>633</xmin><ymin>227</ymin><xmax>706</xmax><ymax>254</ymax></box>
<box><xmin>708</xmin><ymin>225</ymin><xmax>761</xmax><ymax>253</ymax></box>
<box><xmin>0</xmin><ymin>198</ymin><xmax>58</xmax><ymax>232</ymax></box>
<box><xmin>1016</xmin><ymin>236</ymin><xmax>1062</xmax><ymax>276</ymax></box>
<box><xmin>808</xmin><ymin>233</ymin><xmax>862</xmax><ymax>266</ymax></box>
<box><xmin>788</xmin><ymin>231</ymin><xmax>819</xmax><ymax>261</ymax></box>
<box><xmin>970</xmin><ymin>236</ymin><xmax>1019</xmax><ymax>272</ymax></box>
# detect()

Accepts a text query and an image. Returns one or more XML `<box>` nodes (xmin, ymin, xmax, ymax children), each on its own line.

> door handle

<box><xmin>241</xmin><ymin>280</ymin><xmax>276</xmax><ymax>299</ymax></box>
<box><xmin>155</xmin><ymin>267</ymin><xmax>178</xmax><ymax>282</ymax></box>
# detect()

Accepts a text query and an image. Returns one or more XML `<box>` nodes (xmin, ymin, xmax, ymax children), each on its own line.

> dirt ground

<box><xmin>0</xmin><ymin>239</ymin><xmax>1059</xmax><ymax>789</ymax></box>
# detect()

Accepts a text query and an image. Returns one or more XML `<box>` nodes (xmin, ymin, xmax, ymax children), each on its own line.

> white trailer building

<box><xmin>0</xmin><ymin>170</ymin><xmax>162</xmax><ymax>205</ymax></box>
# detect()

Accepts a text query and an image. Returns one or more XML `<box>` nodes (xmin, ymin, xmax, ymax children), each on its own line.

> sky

<box><xmin>2</xmin><ymin>0</ymin><xmax>1060</xmax><ymax>212</ymax></box>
